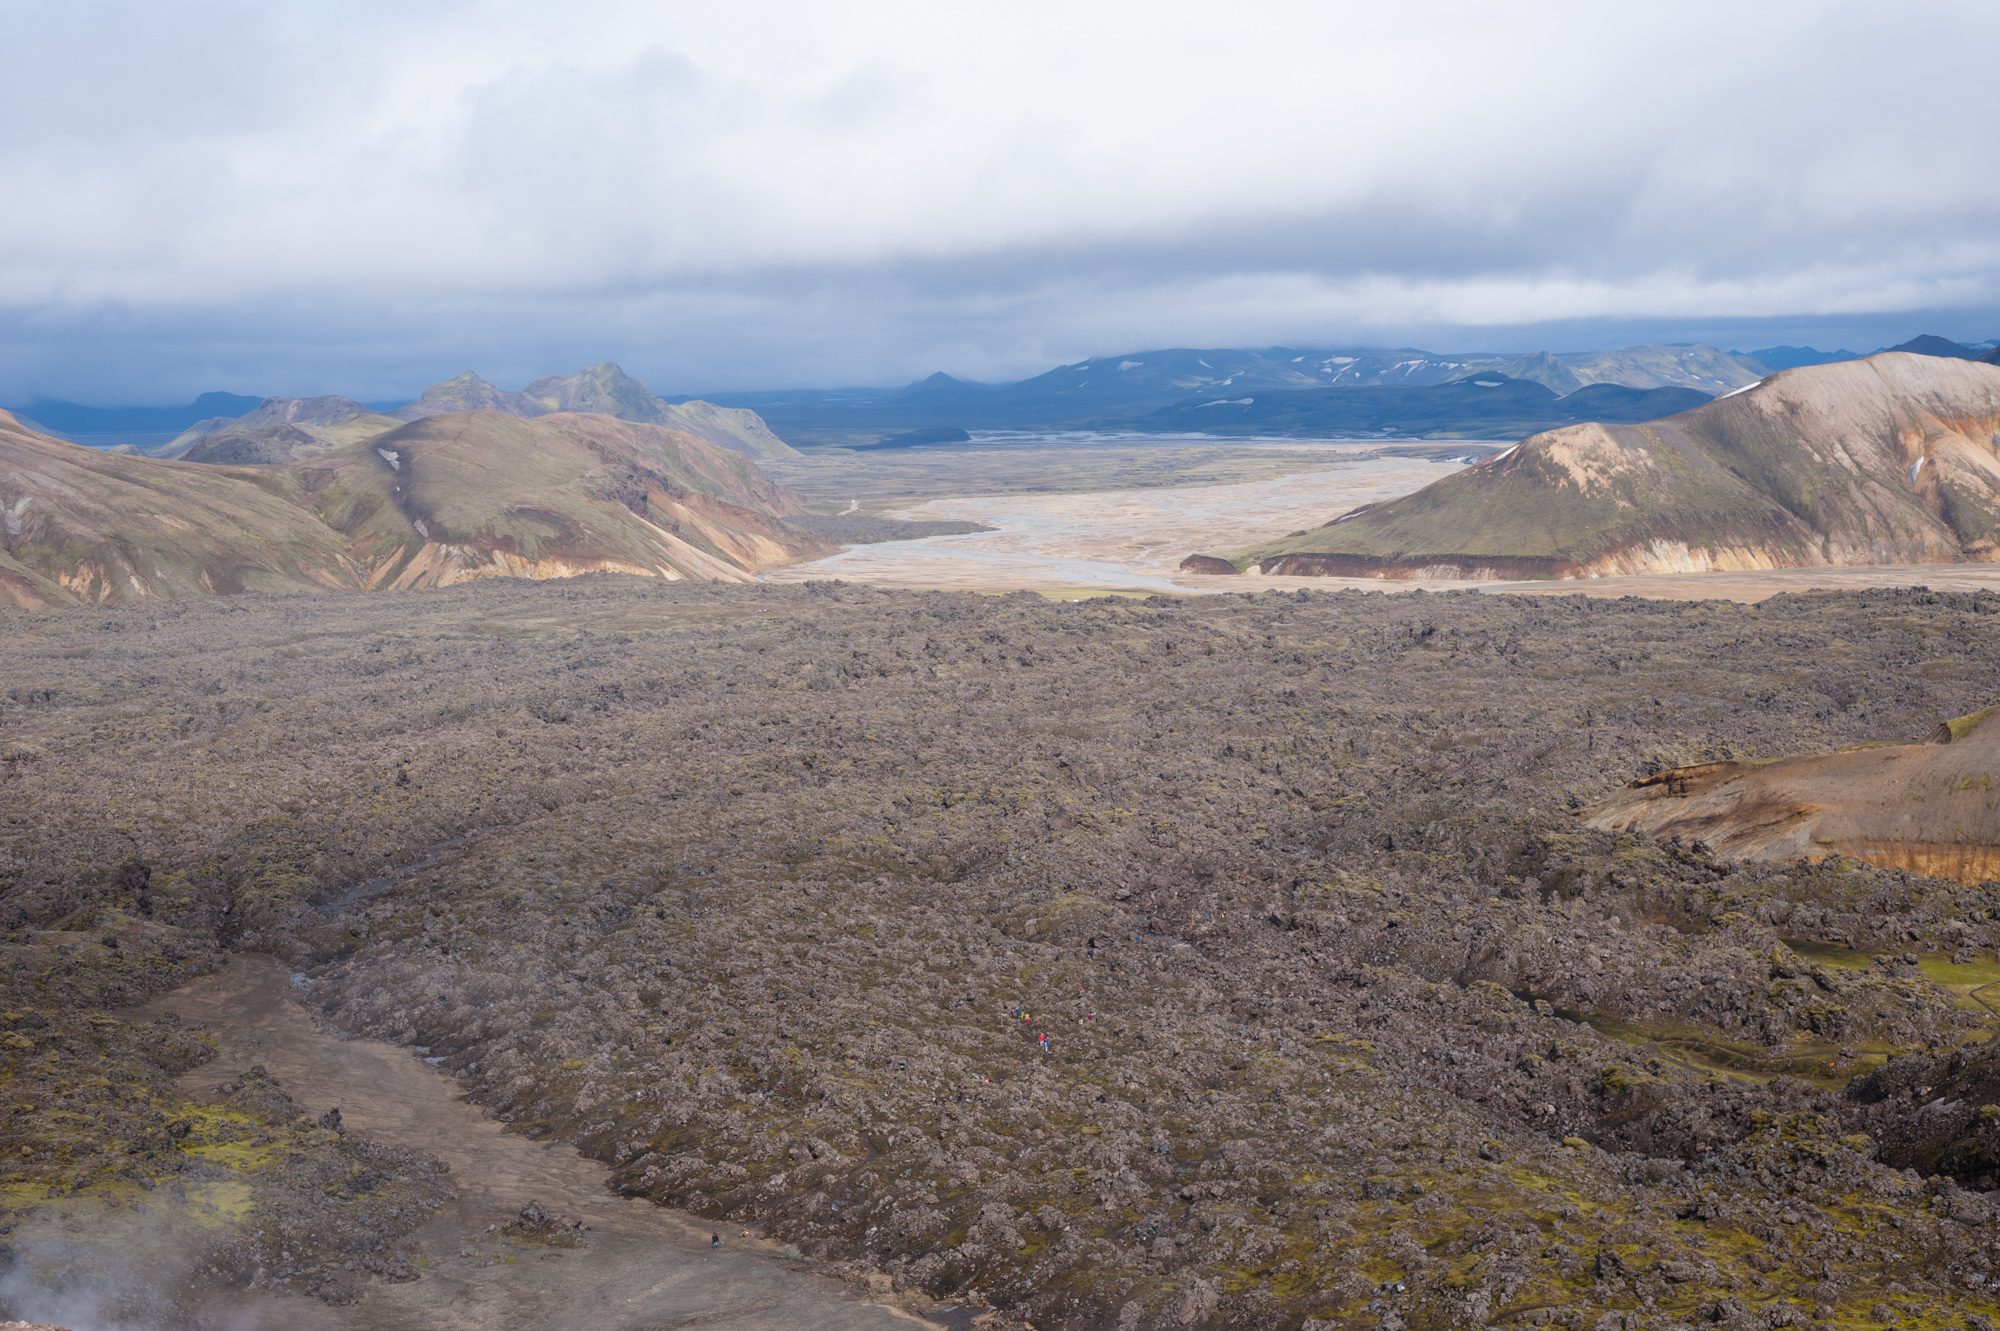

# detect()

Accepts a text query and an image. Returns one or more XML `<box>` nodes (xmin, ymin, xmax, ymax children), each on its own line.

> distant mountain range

<box><xmin>708</xmin><ymin>336</ymin><xmax>1997</xmax><ymax>440</ymax></box>
<box><xmin>388</xmin><ymin>364</ymin><xmax>796</xmax><ymax>460</ymax></box>
<box><xmin>16</xmin><ymin>364</ymin><xmax>799</xmax><ymax>464</ymax></box>
<box><xmin>709</xmin><ymin>345</ymin><xmax>1767</xmax><ymax>438</ymax></box>
<box><xmin>1883</xmin><ymin>335</ymin><xmax>1992</xmax><ymax>361</ymax></box>
<box><xmin>11</xmin><ymin>336</ymin><xmax>1998</xmax><ymax>452</ymax></box>
<box><xmin>1132</xmin><ymin>376</ymin><xmax>1710</xmax><ymax>437</ymax></box>
<box><xmin>1182</xmin><ymin>353</ymin><xmax>2000</xmax><ymax>580</ymax></box>
<box><xmin>163</xmin><ymin>363</ymin><xmax>800</xmax><ymax>465</ymax></box>
<box><xmin>10</xmin><ymin>391</ymin><xmax>269</xmax><ymax>449</ymax></box>
<box><xmin>0</xmin><ymin>408</ymin><xmax>827</xmax><ymax>609</ymax></box>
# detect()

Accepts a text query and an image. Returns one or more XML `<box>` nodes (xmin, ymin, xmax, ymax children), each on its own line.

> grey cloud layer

<box><xmin>4</xmin><ymin>0</ymin><xmax>1998</xmax><ymax>399</ymax></box>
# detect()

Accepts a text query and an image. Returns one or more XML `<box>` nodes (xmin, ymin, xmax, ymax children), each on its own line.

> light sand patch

<box><xmin>768</xmin><ymin>456</ymin><xmax>1463</xmax><ymax>593</ymax></box>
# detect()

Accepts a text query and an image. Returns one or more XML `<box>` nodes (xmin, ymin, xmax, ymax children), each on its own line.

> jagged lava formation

<box><xmin>1186</xmin><ymin>353</ymin><xmax>2000</xmax><ymax>580</ymax></box>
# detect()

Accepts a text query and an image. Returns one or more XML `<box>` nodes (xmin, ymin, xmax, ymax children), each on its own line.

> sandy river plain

<box><xmin>767</xmin><ymin>439</ymin><xmax>2000</xmax><ymax>602</ymax></box>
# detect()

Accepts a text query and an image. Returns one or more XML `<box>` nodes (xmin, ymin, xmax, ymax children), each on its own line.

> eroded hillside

<box><xmin>0</xmin><ymin>411</ymin><xmax>827</xmax><ymax>608</ymax></box>
<box><xmin>1589</xmin><ymin>705</ymin><xmax>2000</xmax><ymax>883</ymax></box>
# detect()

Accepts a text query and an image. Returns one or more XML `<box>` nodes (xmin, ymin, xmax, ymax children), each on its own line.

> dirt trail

<box><xmin>146</xmin><ymin>958</ymin><xmax>961</xmax><ymax>1331</ymax></box>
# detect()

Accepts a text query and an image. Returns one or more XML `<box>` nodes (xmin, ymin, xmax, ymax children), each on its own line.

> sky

<box><xmin>4</xmin><ymin>0</ymin><xmax>1999</xmax><ymax>404</ymax></box>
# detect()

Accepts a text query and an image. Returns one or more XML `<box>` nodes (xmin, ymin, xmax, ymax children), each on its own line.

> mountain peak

<box><xmin>1885</xmin><ymin>334</ymin><xmax>1980</xmax><ymax>360</ymax></box>
<box><xmin>524</xmin><ymin>364</ymin><xmax>667</xmax><ymax>423</ymax></box>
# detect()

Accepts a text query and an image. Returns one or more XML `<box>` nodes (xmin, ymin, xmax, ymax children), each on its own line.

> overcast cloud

<box><xmin>4</xmin><ymin>0</ymin><xmax>1998</xmax><ymax>401</ymax></box>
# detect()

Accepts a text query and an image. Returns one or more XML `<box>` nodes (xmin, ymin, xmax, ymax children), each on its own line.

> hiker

<box><xmin>710</xmin><ymin>1233</ymin><xmax>720</xmax><ymax>1251</ymax></box>
<box><xmin>1087</xmin><ymin>935</ymin><xmax>1097</xmax><ymax>959</ymax></box>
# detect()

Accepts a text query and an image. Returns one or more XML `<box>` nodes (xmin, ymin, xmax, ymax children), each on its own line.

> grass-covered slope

<box><xmin>0</xmin><ymin>409</ymin><xmax>825</xmax><ymax>607</ymax></box>
<box><xmin>1201</xmin><ymin>354</ymin><xmax>2000</xmax><ymax>579</ymax></box>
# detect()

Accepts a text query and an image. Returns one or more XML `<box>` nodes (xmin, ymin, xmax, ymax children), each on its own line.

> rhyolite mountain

<box><xmin>1133</xmin><ymin>375</ymin><xmax>1710</xmax><ymax>437</ymax></box>
<box><xmin>1588</xmin><ymin>704</ymin><xmax>2000</xmax><ymax>885</ymax></box>
<box><xmin>394</xmin><ymin>363</ymin><xmax>799</xmax><ymax>461</ymax></box>
<box><xmin>0</xmin><ymin>409</ymin><xmax>826</xmax><ymax>609</ymax></box>
<box><xmin>1186</xmin><ymin>353</ymin><xmax>2000</xmax><ymax>580</ymax></box>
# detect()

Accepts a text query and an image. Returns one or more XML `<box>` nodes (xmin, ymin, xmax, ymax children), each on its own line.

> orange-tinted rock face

<box><xmin>1825</xmin><ymin>841</ymin><xmax>2000</xmax><ymax>884</ymax></box>
<box><xmin>1587</xmin><ymin>707</ymin><xmax>2000</xmax><ymax>885</ymax></box>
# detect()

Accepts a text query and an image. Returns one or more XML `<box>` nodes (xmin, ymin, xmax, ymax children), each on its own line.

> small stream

<box><xmin>142</xmin><ymin>958</ymin><xmax>961</xmax><ymax>1331</ymax></box>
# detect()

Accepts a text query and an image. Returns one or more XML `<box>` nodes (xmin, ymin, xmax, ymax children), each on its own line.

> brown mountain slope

<box><xmin>0</xmin><ymin>410</ymin><xmax>366</xmax><ymax>608</ymax></box>
<box><xmin>0</xmin><ymin>410</ymin><xmax>826</xmax><ymax>608</ymax></box>
<box><xmin>1193</xmin><ymin>354</ymin><xmax>2000</xmax><ymax>579</ymax></box>
<box><xmin>292</xmin><ymin>412</ymin><xmax>825</xmax><ymax>591</ymax></box>
<box><xmin>1586</xmin><ymin>707</ymin><xmax>2000</xmax><ymax>883</ymax></box>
